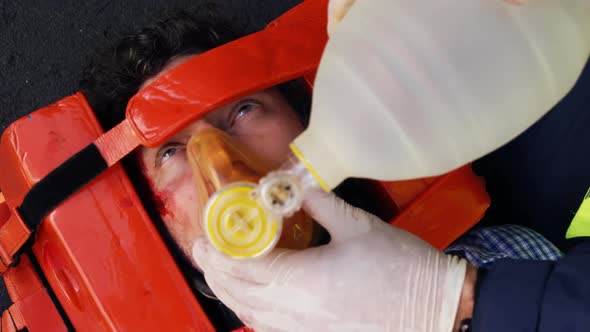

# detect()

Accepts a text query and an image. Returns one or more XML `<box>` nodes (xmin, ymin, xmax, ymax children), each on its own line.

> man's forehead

<box><xmin>140</xmin><ymin>54</ymin><xmax>196</xmax><ymax>91</ymax></box>
<box><xmin>123</xmin><ymin>0</ymin><xmax>328</xmax><ymax>148</ymax></box>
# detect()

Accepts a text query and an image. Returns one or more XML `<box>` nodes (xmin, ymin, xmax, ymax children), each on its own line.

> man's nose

<box><xmin>190</xmin><ymin>119</ymin><xmax>216</xmax><ymax>135</ymax></box>
<box><xmin>186</xmin><ymin>128</ymin><xmax>269</xmax><ymax>196</ymax></box>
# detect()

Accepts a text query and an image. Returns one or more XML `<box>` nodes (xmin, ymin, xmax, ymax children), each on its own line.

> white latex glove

<box><xmin>193</xmin><ymin>189</ymin><xmax>467</xmax><ymax>332</ymax></box>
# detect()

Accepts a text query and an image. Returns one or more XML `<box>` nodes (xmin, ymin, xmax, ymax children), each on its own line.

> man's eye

<box><xmin>156</xmin><ymin>144</ymin><xmax>184</xmax><ymax>167</ymax></box>
<box><xmin>237</xmin><ymin>103</ymin><xmax>256</xmax><ymax>117</ymax></box>
<box><xmin>162</xmin><ymin>147</ymin><xmax>177</xmax><ymax>161</ymax></box>
<box><xmin>229</xmin><ymin>102</ymin><xmax>260</xmax><ymax>128</ymax></box>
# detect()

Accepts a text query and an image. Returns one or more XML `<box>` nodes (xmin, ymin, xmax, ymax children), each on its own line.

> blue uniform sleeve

<box><xmin>472</xmin><ymin>58</ymin><xmax>590</xmax><ymax>250</ymax></box>
<box><xmin>471</xmin><ymin>238</ymin><xmax>590</xmax><ymax>331</ymax></box>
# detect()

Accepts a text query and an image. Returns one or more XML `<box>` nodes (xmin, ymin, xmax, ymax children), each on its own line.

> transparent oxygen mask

<box><xmin>187</xmin><ymin>128</ymin><xmax>314</xmax><ymax>258</ymax></box>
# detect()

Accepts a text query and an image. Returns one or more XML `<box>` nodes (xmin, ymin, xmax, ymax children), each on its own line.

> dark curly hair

<box><xmin>80</xmin><ymin>13</ymin><xmax>236</xmax><ymax>130</ymax></box>
<box><xmin>79</xmin><ymin>12</ymin><xmax>310</xmax><ymax>131</ymax></box>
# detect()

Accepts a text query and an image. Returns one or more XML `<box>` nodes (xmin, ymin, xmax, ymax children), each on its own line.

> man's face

<box><xmin>137</xmin><ymin>55</ymin><xmax>306</xmax><ymax>262</ymax></box>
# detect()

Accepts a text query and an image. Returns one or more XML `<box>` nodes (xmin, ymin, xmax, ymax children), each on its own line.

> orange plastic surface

<box><xmin>1</xmin><ymin>309</ymin><xmax>18</xmax><ymax>332</ymax></box>
<box><xmin>126</xmin><ymin>0</ymin><xmax>328</xmax><ymax>147</ymax></box>
<box><xmin>0</xmin><ymin>94</ymin><xmax>214</xmax><ymax>331</ymax></box>
<box><xmin>0</xmin><ymin>212</ymin><xmax>31</xmax><ymax>272</ymax></box>
<box><xmin>383</xmin><ymin>165</ymin><xmax>490</xmax><ymax>250</ymax></box>
<box><xmin>382</xmin><ymin>177</ymin><xmax>438</xmax><ymax>211</ymax></box>
<box><xmin>0</xmin><ymin>199</ymin><xmax>10</xmax><ymax>229</ymax></box>
<box><xmin>0</xmin><ymin>159</ymin><xmax>30</xmax><ymax>271</ymax></box>
<box><xmin>2</xmin><ymin>255</ymin><xmax>67</xmax><ymax>331</ymax></box>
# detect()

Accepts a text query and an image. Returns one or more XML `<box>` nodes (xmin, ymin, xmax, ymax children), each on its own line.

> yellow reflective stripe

<box><xmin>566</xmin><ymin>188</ymin><xmax>590</xmax><ymax>239</ymax></box>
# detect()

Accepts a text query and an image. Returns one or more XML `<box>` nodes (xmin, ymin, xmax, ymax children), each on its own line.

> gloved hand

<box><xmin>192</xmin><ymin>189</ymin><xmax>467</xmax><ymax>332</ymax></box>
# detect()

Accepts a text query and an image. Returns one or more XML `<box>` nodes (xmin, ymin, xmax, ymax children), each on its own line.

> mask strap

<box><xmin>95</xmin><ymin>119</ymin><xmax>142</xmax><ymax>167</ymax></box>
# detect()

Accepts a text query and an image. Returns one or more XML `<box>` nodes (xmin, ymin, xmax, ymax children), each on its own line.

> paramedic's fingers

<box><xmin>303</xmin><ymin>191</ymin><xmax>468</xmax><ymax>331</ymax></box>
<box><xmin>203</xmin><ymin>270</ymin><xmax>270</xmax><ymax>313</ymax></box>
<box><xmin>204</xmin><ymin>275</ymin><xmax>281</xmax><ymax>332</ymax></box>
<box><xmin>192</xmin><ymin>236</ymin><xmax>297</xmax><ymax>284</ymax></box>
<box><xmin>327</xmin><ymin>0</ymin><xmax>355</xmax><ymax>35</ymax></box>
<box><xmin>302</xmin><ymin>189</ymin><xmax>383</xmax><ymax>243</ymax></box>
<box><xmin>198</xmin><ymin>216</ymin><xmax>468</xmax><ymax>331</ymax></box>
<box><xmin>205</xmin><ymin>271</ymin><xmax>291</xmax><ymax>332</ymax></box>
<box><xmin>193</xmin><ymin>241</ymin><xmax>278</xmax><ymax>327</ymax></box>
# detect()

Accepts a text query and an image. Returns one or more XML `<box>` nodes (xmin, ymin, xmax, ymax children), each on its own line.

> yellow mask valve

<box><xmin>204</xmin><ymin>182</ymin><xmax>282</xmax><ymax>258</ymax></box>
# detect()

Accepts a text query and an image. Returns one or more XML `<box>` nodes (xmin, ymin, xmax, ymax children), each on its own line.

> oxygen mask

<box><xmin>187</xmin><ymin>128</ymin><xmax>314</xmax><ymax>258</ymax></box>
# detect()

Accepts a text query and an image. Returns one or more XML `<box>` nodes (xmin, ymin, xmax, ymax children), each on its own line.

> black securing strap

<box><xmin>16</xmin><ymin>144</ymin><xmax>107</xmax><ymax>231</ymax></box>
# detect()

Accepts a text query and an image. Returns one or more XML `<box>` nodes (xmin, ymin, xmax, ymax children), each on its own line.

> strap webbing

<box><xmin>16</xmin><ymin>144</ymin><xmax>107</xmax><ymax>229</ymax></box>
<box><xmin>2</xmin><ymin>119</ymin><xmax>141</xmax><ymax>268</ymax></box>
<box><xmin>94</xmin><ymin>119</ymin><xmax>141</xmax><ymax>167</ymax></box>
<box><xmin>17</xmin><ymin>119</ymin><xmax>141</xmax><ymax>229</ymax></box>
